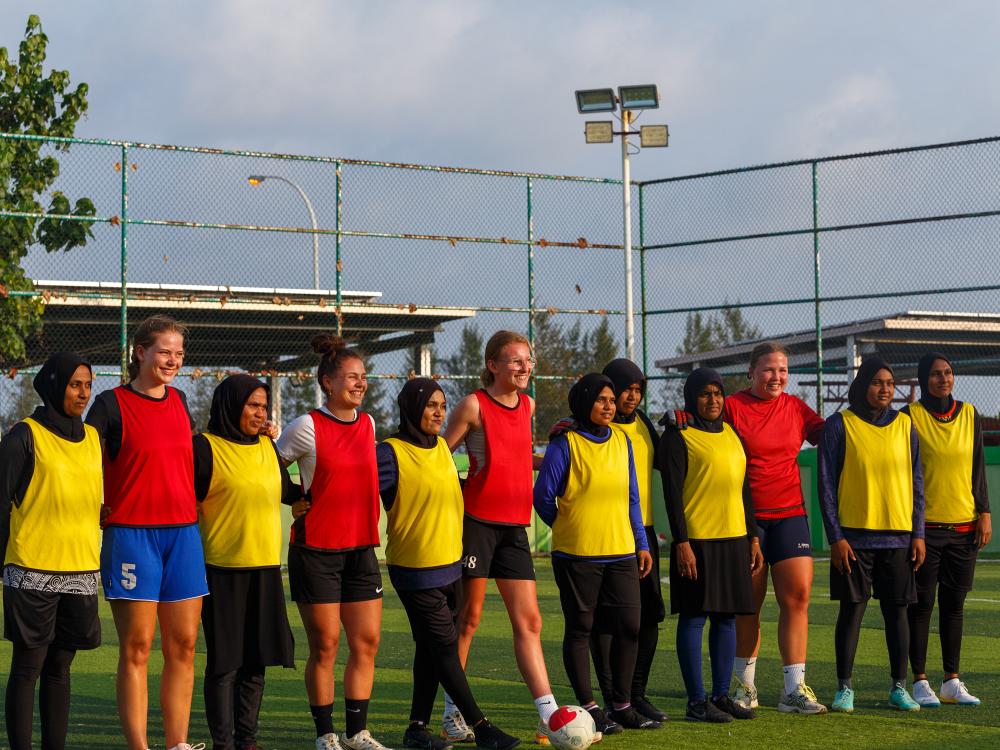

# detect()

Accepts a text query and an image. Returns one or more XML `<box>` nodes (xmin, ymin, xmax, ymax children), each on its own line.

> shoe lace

<box><xmin>800</xmin><ymin>684</ymin><xmax>819</xmax><ymax>702</ymax></box>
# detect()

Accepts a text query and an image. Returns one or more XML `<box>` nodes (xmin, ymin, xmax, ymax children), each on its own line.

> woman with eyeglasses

<box><xmin>440</xmin><ymin>330</ymin><xmax>561</xmax><ymax>745</ymax></box>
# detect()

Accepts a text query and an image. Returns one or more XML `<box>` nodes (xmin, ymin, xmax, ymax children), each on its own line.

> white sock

<box><xmin>534</xmin><ymin>693</ymin><xmax>557</xmax><ymax>722</ymax></box>
<box><xmin>733</xmin><ymin>656</ymin><xmax>757</xmax><ymax>687</ymax></box>
<box><xmin>783</xmin><ymin>663</ymin><xmax>806</xmax><ymax>695</ymax></box>
<box><xmin>443</xmin><ymin>692</ymin><xmax>457</xmax><ymax>715</ymax></box>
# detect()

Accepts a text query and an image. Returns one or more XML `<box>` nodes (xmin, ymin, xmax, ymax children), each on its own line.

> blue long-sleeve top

<box><xmin>533</xmin><ymin>427</ymin><xmax>648</xmax><ymax>561</ymax></box>
<box><xmin>818</xmin><ymin>408</ymin><xmax>925</xmax><ymax>549</ymax></box>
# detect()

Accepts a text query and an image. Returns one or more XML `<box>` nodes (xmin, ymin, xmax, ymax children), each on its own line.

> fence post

<box><xmin>526</xmin><ymin>176</ymin><xmax>535</xmax><ymax>402</ymax></box>
<box><xmin>119</xmin><ymin>143</ymin><xmax>129</xmax><ymax>382</ymax></box>
<box><xmin>335</xmin><ymin>160</ymin><xmax>343</xmax><ymax>337</ymax></box>
<box><xmin>812</xmin><ymin>161</ymin><xmax>824</xmax><ymax>416</ymax></box>
<box><xmin>639</xmin><ymin>182</ymin><xmax>648</xmax><ymax>376</ymax></box>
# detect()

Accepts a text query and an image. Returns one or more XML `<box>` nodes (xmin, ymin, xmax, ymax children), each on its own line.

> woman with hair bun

<box><xmin>276</xmin><ymin>334</ymin><xmax>390</xmax><ymax>750</ymax></box>
<box><xmin>85</xmin><ymin>315</ymin><xmax>207</xmax><ymax>750</ymax></box>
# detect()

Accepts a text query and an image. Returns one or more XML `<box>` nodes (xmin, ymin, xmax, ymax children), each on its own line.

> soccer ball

<box><xmin>546</xmin><ymin>705</ymin><xmax>597</xmax><ymax>750</ymax></box>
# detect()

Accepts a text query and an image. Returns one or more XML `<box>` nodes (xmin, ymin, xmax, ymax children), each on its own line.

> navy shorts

<box><xmin>101</xmin><ymin>525</ymin><xmax>209</xmax><ymax>602</ymax></box>
<box><xmin>755</xmin><ymin>514</ymin><xmax>812</xmax><ymax>566</ymax></box>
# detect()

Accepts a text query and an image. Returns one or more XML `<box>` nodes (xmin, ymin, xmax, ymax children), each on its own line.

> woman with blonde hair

<box><xmin>86</xmin><ymin>315</ymin><xmax>207</xmax><ymax>750</ymax></box>
<box><xmin>441</xmin><ymin>330</ymin><xmax>560</xmax><ymax>744</ymax></box>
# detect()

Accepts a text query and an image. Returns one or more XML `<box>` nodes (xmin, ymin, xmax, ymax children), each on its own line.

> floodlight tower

<box><xmin>574</xmin><ymin>86</ymin><xmax>668</xmax><ymax>361</ymax></box>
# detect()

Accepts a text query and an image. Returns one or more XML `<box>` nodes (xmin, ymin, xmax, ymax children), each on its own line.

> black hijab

<box><xmin>917</xmin><ymin>352</ymin><xmax>954</xmax><ymax>414</ymax></box>
<box><xmin>32</xmin><ymin>352</ymin><xmax>92</xmax><ymax>441</ymax></box>
<box><xmin>208</xmin><ymin>374</ymin><xmax>269</xmax><ymax>444</ymax></box>
<box><xmin>848</xmin><ymin>356</ymin><xmax>893</xmax><ymax>423</ymax></box>
<box><xmin>602</xmin><ymin>358</ymin><xmax>645</xmax><ymax>425</ymax></box>
<box><xmin>393</xmin><ymin>377</ymin><xmax>443</xmax><ymax>449</ymax></box>
<box><xmin>683</xmin><ymin>367</ymin><xmax>725</xmax><ymax>432</ymax></box>
<box><xmin>568</xmin><ymin>373</ymin><xmax>615</xmax><ymax>437</ymax></box>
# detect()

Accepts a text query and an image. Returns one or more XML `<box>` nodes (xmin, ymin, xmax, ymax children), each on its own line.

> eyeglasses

<box><xmin>497</xmin><ymin>357</ymin><xmax>537</xmax><ymax>368</ymax></box>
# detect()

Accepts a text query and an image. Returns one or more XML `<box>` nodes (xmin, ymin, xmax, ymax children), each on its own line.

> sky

<box><xmin>3</xmin><ymin>0</ymin><xmax>1000</xmax><ymax>180</ymax></box>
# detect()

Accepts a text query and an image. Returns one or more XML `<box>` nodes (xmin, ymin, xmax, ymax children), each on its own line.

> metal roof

<box><xmin>653</xmin><ymin>310</ymin><xmax>1000</xmax><ymax>377</ymax></box>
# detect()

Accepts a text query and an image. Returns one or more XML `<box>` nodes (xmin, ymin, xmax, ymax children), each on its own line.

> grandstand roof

<box><xmin>653</xmin><ymin>310</ymin><xmax>1000</xmax><ymax>377</ymax></box>
<box><xmin>28</xmin><ymin>280</ymin><xmax>476</xmax><ymax>371</ymax></box>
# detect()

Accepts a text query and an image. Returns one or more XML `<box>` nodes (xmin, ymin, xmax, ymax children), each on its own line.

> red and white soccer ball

<box><xmin>547</xmin><ymin>705</ymin><xmax>597</xmax><ymax>750</ymax></box>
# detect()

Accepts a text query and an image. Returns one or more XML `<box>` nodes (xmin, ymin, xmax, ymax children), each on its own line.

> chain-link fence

<box><xmin>3</xmin><ymin>131</ymin><xmax>1000</xmax><ymax>551</ymax></box>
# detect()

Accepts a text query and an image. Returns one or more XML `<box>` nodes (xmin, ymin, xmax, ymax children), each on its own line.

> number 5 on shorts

<box><xmin>121</xmin><ymin>562</ymin><xmax>137</xmax><ymax>590</ymax></box>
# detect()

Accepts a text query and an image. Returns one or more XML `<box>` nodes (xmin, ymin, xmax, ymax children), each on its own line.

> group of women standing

<box><xmin>0</xmin><ymin>319</ymin><xmax>991</xmax><ymax>750</ymax></box>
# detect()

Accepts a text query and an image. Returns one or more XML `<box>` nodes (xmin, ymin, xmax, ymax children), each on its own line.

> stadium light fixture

<box><xmin>247</xmin><ymin>175</ymin><xmax>320</xmax><ymax>290</ymax></box>
<box><xmin>575</xmin><ymin>88</ymin><xmax>617</xmax><ymax>114</ymax></box>
<box><xmin>573</xmin><ymin>84</ymin><xmax>669</xmax><ymax>360</ymax></box>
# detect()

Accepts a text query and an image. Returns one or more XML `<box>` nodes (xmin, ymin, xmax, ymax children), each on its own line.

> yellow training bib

<box><xmin>552</xmin><ymin>430</ymin><xmax>636</xmax><ymax>558</ymax></box>
<box><xmin>680</xmin><ymin>424</ymin><xmax>748</xmax><ymax>540</ymax></box>
<box><xmin>5</xmin><ymin>418</ymin><xmax>102</xmax><ymax>572</ymax></box>
<box><xmin>198</xmin><ymin>435</ymin><xmax>283</xmax><ymax>568</ymax></box>
<box><xmin>908</xmin><ymin>402</ymin><xmax>976</xmax><ymax>524</ymax></box>
<box><xmin>383</xmin><ymin>437</ymin><xmax>464</xmax><ymax>569</ymax></box>
<box><xmin>838</xmin><ymin>410</ymin><xmax>914</xmax><ymax>533</ymax></box>
<box><xmin>610</xmin><ymin>418</ymin><xmax>656</xmax><ymax>526</ymax></box>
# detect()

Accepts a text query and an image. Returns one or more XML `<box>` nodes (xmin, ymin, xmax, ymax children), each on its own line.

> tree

<box><xmin>438</xmin><ymin>323</ymin><xmax>483</xmax><ymax>407</ymax></box>
<box><xmin>657</xmin><ymin>304</ymin><xmax>762</xmax><ymax>411</ymax></box>
<box><xmin>0</xmin><ymin>15</ymin><xmax>94</xmax><ymax>364</ymax></box>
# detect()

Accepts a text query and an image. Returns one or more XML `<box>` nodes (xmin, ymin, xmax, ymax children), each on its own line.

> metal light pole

<box><xmin>248</xmin><ymin>175</ymin><xmax>321</xmax><ymax>289</ymax></box>
<box><xmin>621</xmin><ymin>109</ymin><xmax>634</xmax><ymax>359</ymax></box>
<box><xmin>575</xmin><ymin>86</ymin><xmax>666</xmax><ymax>364</ymax></box>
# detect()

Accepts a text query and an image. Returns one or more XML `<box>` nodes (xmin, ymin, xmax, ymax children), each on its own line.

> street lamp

<box><xmin>574</xmin><ymin>84</ymin><xmax>668</xmax><ymax>360</ymax></box>
<box><xmin>247</xmin><ymin>175</ymin><xmax>321</xmax><ymax>289</ymax></box>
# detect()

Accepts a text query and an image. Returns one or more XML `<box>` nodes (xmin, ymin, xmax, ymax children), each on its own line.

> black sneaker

<box><xmin>404</xmin><ymin>722</ymin><xmax>455</xmax><ymax>749</ymax></box>
<box><xmin>711</xmin><ymin>695</ymin><xmax>756</xmax><ymax>720</ymax></box>
<box><xmin>685</xmin><ymin>700</ymin><xmax>733</xmax><ymax>723</ymax></box>
<box><xmin>609</xmin><ymin>706</ymin><xmax>662</xmax><ymax>729</ymax></box>
<box><xmin>632</xmin><ymin>695</ymin><xmax>669</xmax><ymax>722</ymax></box>
<box><xmin>588</xmin><ymin>707</ymin><xmax>622</xmax><ymax>736</ymax></box>
<box><xmin>472</xmin><ymin>719</ymin><xmax>520</xmax><ymax>750</ymax></box>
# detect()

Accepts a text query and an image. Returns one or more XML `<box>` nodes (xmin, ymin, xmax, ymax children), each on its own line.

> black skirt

<box><xmin>669</xmin><ymin>538</ymin><xmax>754</xmax><ymax>616</ymax></box>
<box><xmin>202</xmin><ymin>566</ymin><xmax>296</xmax><ymax>674</ymax></box>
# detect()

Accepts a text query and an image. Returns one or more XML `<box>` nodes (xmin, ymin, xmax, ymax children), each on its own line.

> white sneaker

<box><xmin>912</xmin><ymin>679</ymin><xmax>941</xmax><ymax>707</ymax></box>
<box><xmin>341</xmin><ymin>729</ymin><xmax>393</xmax><ymax>750</ymax></box>
<box><xmin>317</xmin><ymin>733</ymin><xmax>344</xmax><ymax>750</ymax></box>
<box><xmin>441</xmin><ymin>708</ymin><xmax>475</xmax><ymax>742</ymax></box>
<box><xmin>940</xmin><ymin>678</ymin><xmax>981</xmax><ymax>706</ymax></box>
<box><xmin>733</xmin><ymin>680</ymin><xmax>759</xmax><ymax>710</ymax></box>
<box><xmin>169</xmin><ymin>744</ymin><xmax>207</xmax><ymax>750</ymax></box>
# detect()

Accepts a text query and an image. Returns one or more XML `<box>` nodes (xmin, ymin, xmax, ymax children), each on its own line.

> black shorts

<box><xmin>461</xmin><ymin>516</ymin><xmax>535</xmax><ymax>580</ymax></box>
<box><xmin>755</xmin><ymin>514</ymin><xmax>813</xmax><ymax>565</ymax></box>
<box><xmin>287</xmin><ymin>546</ymin><xmax>383</xmax><ymax>604</ymax></box>
<box><xmin>396</xmin><ymin>580</ymin><xmax>463</xmax><ymax>646</ymax></box>
<box><xmin>552</xmin><ymin>556</ymin><xmax>640</xmax><ymax>623</ymax></box>
<box><xmin>830</xmin><ymin>547</ymin><xmax>916</xmax><ymax>604</ymax></box>
<box><xmin>917</xmin><ymin>528</ymin><xmax>978</xmax><ymax>594</ymax></box>
<box><xmin>203</xmin><ymin>566</ymin><xmax>295</xmax><ymax>674</ymax></box>
<box><xmin>3</xmin><ymin>587</ymin><xmax>101</xmax><ymax>650</ymax></box>
<box><xmin>639</xmin><ymin>526</ymin><xmax>666</xmax><ymax>625</ymax></box>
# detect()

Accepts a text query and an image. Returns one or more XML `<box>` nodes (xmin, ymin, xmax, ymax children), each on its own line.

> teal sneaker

<box><xmin>889</xmin><ymin>686</ymin><xmax>921</xmax><ymax>712</ymax></box>
<box><xmin>831</xmin><ymin>687</ymin><xmax>855</xmax><ymax>713</ymax></box>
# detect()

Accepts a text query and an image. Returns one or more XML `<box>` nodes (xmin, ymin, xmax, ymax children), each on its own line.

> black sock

<box><xmin>310</xmin><ymin>703</ymin><xmax>335</xmax><ymax>737</ymax></box>
<box><xmin>838</xmin><ymin>677</ymin><xmax>853</xmax><ymax>691</ymax></box>
<box><xmin>345</xmin><ymin>698</ymin><xmax>369</xmax><ymax>738</ymax></box>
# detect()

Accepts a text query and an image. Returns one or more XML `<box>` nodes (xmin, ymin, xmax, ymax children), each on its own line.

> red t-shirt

<box><xmin>291</xmin><ymin>410</ymin><xmax>380</xmax><ymax>551</ymax></box>
<box><xmin>103</xmin><ymin>386</ymin><xmax>197</xmax><ymax>527</ymax></box>
<box><xmin>463</xmin><ymin>390</ymin><xmax>534</xmax><ymax>526</ymax></box>
<box><xmin>724</xmin><ymin>390</ymin><xmax>824</xmax><ymax>520</ymax></box>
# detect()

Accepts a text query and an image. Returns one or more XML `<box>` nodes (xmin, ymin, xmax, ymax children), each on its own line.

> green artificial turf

<box><xmin>3</xmin><ymin>559</ymin><xmax>1000</xmax><ymax>749</ymax></box>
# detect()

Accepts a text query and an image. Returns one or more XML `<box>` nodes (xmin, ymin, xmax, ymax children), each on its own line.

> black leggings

<box><xmin>835</xmin><ymin>598</ymin><xmax>909</xmax><ymax>682</ymax></box>
<box><xmin>565</xmin><ymin>606</ymin><xmax>641</xmax><ymax>706</ymax></box>
<box><xmin>397</xmin><ymin>584</ymin><xmax>484</xmax><ymax>727</ymax></box>
<box><xmin>908</xmin><ymin>585</ymin><xmax>968</xmax><ymax>676</ymax></box>
<box><xmin>589</xmin><ymin>623</ymin><xmax>658</xmax><ymax>705</ymax></box>
<box><xmin>5</xmin><ymin>643</ymin><xmax>76</xmax><ymax>750</ymax></box>
<box><xmin>204</xmin><ymin>664</ymin><xmax>266</xmax><ymax>750</ymax></box>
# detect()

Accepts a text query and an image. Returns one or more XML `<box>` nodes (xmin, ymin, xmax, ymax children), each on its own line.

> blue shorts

<box><xmin>101</xmin><ymin>525</ymin><xmax>209</xmax><ymax>602</ymax></box>
<box><xmin>755</xmin><ymin>515</ymin><xmax>812</xmax><ymax>566</ymax></box>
